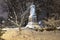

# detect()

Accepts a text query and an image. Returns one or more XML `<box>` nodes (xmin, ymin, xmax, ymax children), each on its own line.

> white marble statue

<box><xmin>25</xmin><ymin>4</ymin><xmax>36</xmax><ymax>28</ymax></box>
<box><xmin>25</xmin><ymin>3</ymin><xmax>40</xmax><ymax>29</ymax></box>
<box><xmin>29</xmin><ymin>4</ymin><xmax>37</xmax><ymax>22</ymax></box>
<box><xmin>29</xmin><ymin>4</ymin><xmax>36</xmax><ymax>17</ymax></box>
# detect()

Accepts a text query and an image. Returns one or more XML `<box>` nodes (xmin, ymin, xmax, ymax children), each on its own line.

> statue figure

<box><xmin>30</xmin><ymin>4</ymin><xmax>35</xmax><ymax>17</ymax></box>
<box><xmin>29</xmin><ymin>3</ymin><xmax>37</xmax><ymax>22</ymax></box>
<box><xmin>25</xmin><ymin>3</ymin><xmax>40</xmax><ymax>29</ymax></box>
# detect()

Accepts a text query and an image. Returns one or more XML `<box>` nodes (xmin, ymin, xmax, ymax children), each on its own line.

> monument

<box><xmin>25</xmin><ymin>3</ymin><xmax>40</xmax><ymax>29</ymax></box>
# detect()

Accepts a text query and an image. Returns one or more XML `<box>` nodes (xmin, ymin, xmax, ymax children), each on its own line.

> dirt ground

<box><xmin>1</xmin><ymin>29</ymin><xmax>60</xmax><ymax>40</ymax></box>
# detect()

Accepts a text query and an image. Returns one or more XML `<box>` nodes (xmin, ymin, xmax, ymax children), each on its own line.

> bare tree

<box><xmin>5</xmin><ymin>0</ymin><xmax>31</xmax><ymax>31</ymax></box>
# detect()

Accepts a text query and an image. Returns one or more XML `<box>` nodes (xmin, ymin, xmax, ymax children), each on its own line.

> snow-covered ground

<box><xmin>2</xmin><ymin>28</ymin><xmax>19</xmax><ymax>31</ymax></box>
<box><xmin>2</xmin><ymin>27</ymin><xmax>31</xmax><ymax>31</ymax></box>
<box><xmin>56</xmin><ymin>27</ymin><xmax>60</xmax><ymax>29</ymax></box>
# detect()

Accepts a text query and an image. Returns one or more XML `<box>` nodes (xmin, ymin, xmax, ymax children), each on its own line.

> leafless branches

<box><xmin>7</xmin><ymin>0</ymin><xmax>30</xmax><ymax>31</ymax></box>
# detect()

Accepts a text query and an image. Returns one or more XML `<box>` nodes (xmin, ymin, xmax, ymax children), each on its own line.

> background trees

<box><xmin>0</xmin><ymin>0</ymin><xmax>60</xmax><ymax>27</ymax></box>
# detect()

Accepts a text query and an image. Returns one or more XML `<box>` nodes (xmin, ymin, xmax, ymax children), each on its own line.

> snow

<box><xmin>25</xmin><ymin>22</ymin><xmax>35</xmax><ymax>29</ymax></box>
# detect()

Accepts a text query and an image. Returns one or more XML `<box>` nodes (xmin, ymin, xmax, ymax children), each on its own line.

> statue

<box><xmin>25</xmin><ymin>3</ymin><xmax>40</xmax><ymax>29</ymax></box>
<box><xmin>29</xmin><ymin>3</ymin><xmax>37</xmax><ymax>22</ymax></box>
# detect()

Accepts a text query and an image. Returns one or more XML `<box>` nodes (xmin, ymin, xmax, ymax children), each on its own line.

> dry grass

<box><xmin>1</xmin><ymin>29</ymin><xmax>60</xmax><ymax>40</ymax></box>
<box><xmin>43</xmin><ymin>18</ymin><xmax>60</xmax><ymax>27</ymax></box>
